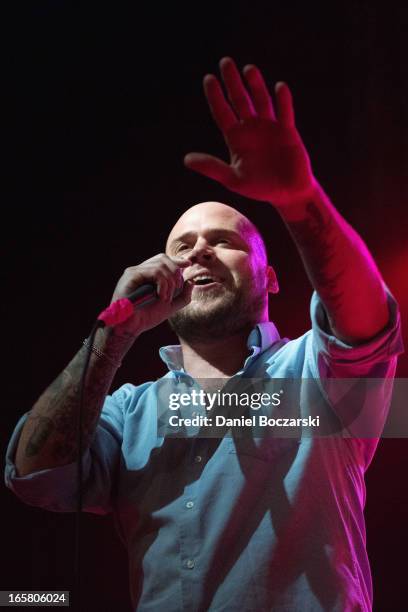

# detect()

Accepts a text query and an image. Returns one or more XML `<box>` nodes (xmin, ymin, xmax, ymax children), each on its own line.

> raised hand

<box><xmin>184</xmin><ymin>57</ymin><xmax>316</xmax><ymax>207</ymax></box>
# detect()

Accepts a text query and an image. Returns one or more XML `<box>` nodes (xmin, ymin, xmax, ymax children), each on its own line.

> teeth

<box><xmin>193</xmin><ymin>275</ymin><xmax>217</xmax><ymax>285</ymax></box>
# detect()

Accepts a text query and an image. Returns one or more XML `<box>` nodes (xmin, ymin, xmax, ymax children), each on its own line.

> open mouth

<box><xmin>192</xmin><ymin>275</ymin><xmax>223</xmax><ymax>288</ymax></box>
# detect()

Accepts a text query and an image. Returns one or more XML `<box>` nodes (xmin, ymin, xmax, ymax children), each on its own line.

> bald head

<box><xmin>166</xmin><ymin>201</ymin><xmax>267</xmax><ymax>265</ymax></box>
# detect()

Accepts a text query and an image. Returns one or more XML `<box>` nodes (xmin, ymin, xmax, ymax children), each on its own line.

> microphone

<box><xmin>127</xmin><ymin>282</ymin><xmax>184</xmax><ymax>308</ymax></box>
<box><xmin>97</xmin><ymin>282</ymin><xmax>185</xmax><ymax>327</ymax></box>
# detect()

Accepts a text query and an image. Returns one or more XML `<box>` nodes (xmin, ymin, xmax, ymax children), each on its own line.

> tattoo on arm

<box><xmin>285</xmin><ymin>201</ymin><xmax>347</xmax><ymax>327</ymax></box>
<box><xmin>23</xmin><ymin>342</ymin><xmax>121</xmax><ymax>464</ymax></box>
<box><xmin>25</xmin><ymin>417</ymin><xmax>55</xmax><ymax>457</ymax></box>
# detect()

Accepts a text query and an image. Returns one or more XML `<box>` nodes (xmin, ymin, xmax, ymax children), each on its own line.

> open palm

<box><xmin>184</xmin><ymin>57</ymin><xmax>315</xmax><ymax>207</ymax></box>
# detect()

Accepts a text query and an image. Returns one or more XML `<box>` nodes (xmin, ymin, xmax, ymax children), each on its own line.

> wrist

<box><xmin>270</xmin><ymin>178</ymin><xmax>321</xmax><ymax>222</ymax></box>
<box><xmin>93</xmin><ymin>325</ymin><xmax>138</xmax><ymax>361</ymax></box>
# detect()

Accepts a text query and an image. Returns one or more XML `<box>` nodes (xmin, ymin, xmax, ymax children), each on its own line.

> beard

<box><xmin>168</xmin><ymin>276</ymin><xmax>267</xmax><ymax>344</ymax></box>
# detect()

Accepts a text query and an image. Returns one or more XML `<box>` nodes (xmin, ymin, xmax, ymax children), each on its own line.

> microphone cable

<box><xmin>73</xmin><ymin>282</ymin><xmax>180</xmax><ymax>610</ymax></box>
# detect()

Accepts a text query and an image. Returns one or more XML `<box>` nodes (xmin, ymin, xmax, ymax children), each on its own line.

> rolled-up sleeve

<box><xmin>310</xmin><ymin>287</ymin><xmax>404</xmax><ymax>378</ymax></box>
<box><xmin>307</xmin><ymin>288</ymin><xmax>404</xmax><ymax>454</ymax></box>
<box><xmin>4</xmin><ymin>384</ymin><xmax>132</xmax><ymax>515</ymax></box>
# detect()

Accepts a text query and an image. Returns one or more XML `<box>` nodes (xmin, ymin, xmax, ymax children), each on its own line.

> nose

<box><xmin>186</xmin><ymin>239</ymin><xmax>214</xmax><ymax>264</ymax></box>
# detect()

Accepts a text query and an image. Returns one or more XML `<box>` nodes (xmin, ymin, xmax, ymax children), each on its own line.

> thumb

<box><xmin>184</xmin><ymin>153</ymin><xmax>234</xmax><ymax>186</ymax></box>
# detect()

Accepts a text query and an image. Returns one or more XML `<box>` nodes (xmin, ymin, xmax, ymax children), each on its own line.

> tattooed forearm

<box><xmin>25</xmin><ymin>417</ymin><xmax>55</xmax><ymax>457</ymax></box>
<box><xmin>285</xmin><ymin>201</ymin><xmax>346</xmax><ymax>318</ymax></box>
<box><xmin>15</xmin><ymin>327</ymin><xmax>135</xmax><ymax>476</ymax></box>
<box><xmin>276</xmin><ymin>184</ymin><xmax>388</xmax><ymax>343</ymax></box>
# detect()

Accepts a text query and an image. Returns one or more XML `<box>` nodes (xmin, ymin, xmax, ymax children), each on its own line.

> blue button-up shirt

<box><xmin>5</xmin><ymin>291</ymin><xmax>403</xmax><ymax>611</ymax></box>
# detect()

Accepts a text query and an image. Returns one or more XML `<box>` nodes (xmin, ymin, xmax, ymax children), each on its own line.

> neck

<box><xmin>178</xmin><ymin>325</ymin><xmax>255</xmax><ymax>379</ymax></box>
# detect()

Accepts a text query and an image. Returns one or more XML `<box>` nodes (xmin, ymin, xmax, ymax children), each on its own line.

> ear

<box><xmin>266</xmin><ymin>266</ymin><xmax>279</xmax><ymax>294</ymax></box>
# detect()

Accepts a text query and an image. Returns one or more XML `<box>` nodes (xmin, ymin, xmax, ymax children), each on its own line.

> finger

<box><xmin>219</xmin><ymin>56</ymin><xmax>255</xmax><ymax>120</ymax></box>
<box><xmin>184</xmin><ymin>153</ymin><xmax>234</xmax><ymax>187</ymax></box>
<box><xmin>160</xmin><ymin>262</ymin><xmax>184</xmax><ymax>302</ymax></box>
<box><xmin>161</xmin><ymin>258</ymin><xmax>192</xmax><ymax>300</ymax></box>
<box><xmin>243</xmin><ymin>64</ymin><xmax>275</xmax><ymax>120</ymax></box>
<box><xmin>139</xmin><ymin>259</ymin><xmax>172</xmax><ymax>302</ymax></box>
<box><xmin>156</xmin><ymin>272</ymin><xmax>171</xmax><ymax>302</ymax></box>
<box><xmin>177</xmin><ymin>268</ymin><xmax>185</xmax><ymax>290</ymax></box>
<box><xmin>123</xmin><ymin>259</ymin><xmax>179</xmax><ymax>303</ymax></box>
<box><xmin>163</xmin><ymin>257</ymin><xmax>189</xmax><ymax>275</ymax></box>
<box><xmin>170</xmin><ymin>257</ymin><xmax>193</xmax><ymax>268</ymax></box>
<box><xmin>164</xmin><ymin>257</ymin><xmax>193</xmax><ymax>280</ymax></box>
<box><xmin>152</xmin><ymin>265</ymin><xmax>176</xmax><ymax>302</ymax></box>
<box><xmin>156</xmin><ymin>279</ymin><xmax>164</xmax><ymax>301</ymax></box>
<box><xmin>275</xmin><ymin>81</ymin><xmax>295</xmax><ymax>128</ymax></box>
<box><xmin>170</xmin><ymin>280</ymin><xmax>194</xmax><ymax>311</ymax></box>
<box><xmin>203</xmin><ymin>74</ymin><xmax>237</xmax><ymax>133</ymax></box>
<box><xmin>161</xmin><ymin>261</ymin><xmax>188</xmax><ymax>295</ymax></box>
<box><xmin>172</xmin><ymin>267</ymin><xmax>184</xmax><ymax>292</ymax></box>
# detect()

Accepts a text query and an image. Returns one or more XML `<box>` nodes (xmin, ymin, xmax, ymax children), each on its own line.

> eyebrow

<box><xmin>168</xmin><ymin>228</ymin><xmax>247</xmax><ymax>251</ymax></box>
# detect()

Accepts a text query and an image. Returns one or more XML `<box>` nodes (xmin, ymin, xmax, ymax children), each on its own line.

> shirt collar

<box><xmin>159</xmin><ymin>321</ymin><xmax>280</xmax><ymax>373</ymax></box>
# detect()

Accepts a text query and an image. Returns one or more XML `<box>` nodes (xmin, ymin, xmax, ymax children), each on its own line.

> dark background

<box><xmin>2</xmin><ymin>2</ymin><xmax>407</xmax><ymax>610</ymax></box>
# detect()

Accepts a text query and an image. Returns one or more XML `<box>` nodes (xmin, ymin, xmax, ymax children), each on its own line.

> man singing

<box><xmin>5</xmin><ymin>57</ymin><xmax>403</xmax><ymax>611</ymax></box>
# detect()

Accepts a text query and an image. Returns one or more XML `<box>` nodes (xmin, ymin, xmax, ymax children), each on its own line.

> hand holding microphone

<box><xmin>101</xmin><ymin>254</ymin><xmax>193</xmax><ymax>337</ymax></box>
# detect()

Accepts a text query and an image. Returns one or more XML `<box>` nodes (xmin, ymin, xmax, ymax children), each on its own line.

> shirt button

<box><xmin>194</xmin><ymin>455</ymin><xmax>202</xmax><ymax>463</ymax></box>
<box><xmin>186</xmin><ymin>559</ymin><xmax>195</xmax><ymax>569</ymax></box>
<box><xmin>186</xmin><ymin>501</ymin><xmax>194</xmax><ymax>509</ymax></box>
